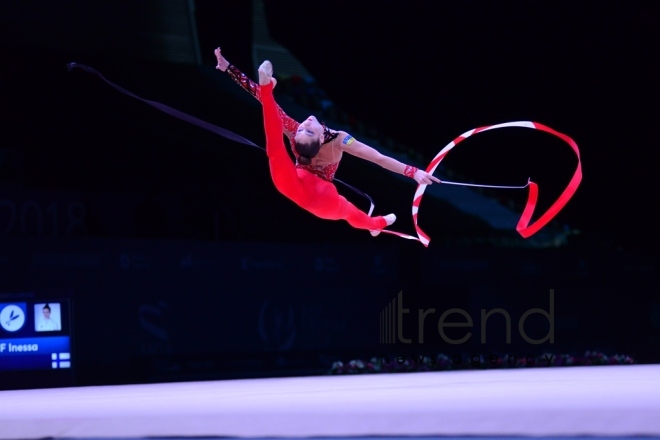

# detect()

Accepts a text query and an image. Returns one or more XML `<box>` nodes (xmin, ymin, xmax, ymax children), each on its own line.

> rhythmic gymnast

<box><xmin>215</xmin><ymin>48</ymin><xmax>440</xmax><ymax>235</ymax></box>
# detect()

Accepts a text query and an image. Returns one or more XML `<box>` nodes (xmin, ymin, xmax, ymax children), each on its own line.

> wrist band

<box><xmin>404</xmin><ymin>165</ymin><xmax>418</xmax><ymax>179</ymax></box>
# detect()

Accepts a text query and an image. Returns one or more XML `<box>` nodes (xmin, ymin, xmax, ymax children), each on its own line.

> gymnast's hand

<box><xmin>214</xmin><ymin>47</ymin><xmax>229</xmax><ymax>72</ymax></box>
<box><xmin>414</xmin><ymin>169</ymin><xmax>441</xmax><ymax>185</ymax></box>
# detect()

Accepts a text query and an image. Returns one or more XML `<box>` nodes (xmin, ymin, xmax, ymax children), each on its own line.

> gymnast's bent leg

<box><xmin>332</xmin><ymin>194</ymin><xmax>389</xmax><ymax>231</ymax></box>
<box><xmin>305</xmin><ymin>176</ymin><xmax>390</xmax><ymax>231</ymax></box>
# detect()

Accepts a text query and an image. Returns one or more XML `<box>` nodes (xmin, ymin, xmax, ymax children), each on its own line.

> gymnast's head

<box><xmin>294</xmin><ymin>115</ymin><xmax>323</xmax><ymax>165</ymax></box>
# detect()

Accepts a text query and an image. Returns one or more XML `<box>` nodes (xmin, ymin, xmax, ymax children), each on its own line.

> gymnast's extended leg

<box><xmin>260</xmin><ymin>78</ymin><xmax>306</xmax><ymax>205</ymax></box>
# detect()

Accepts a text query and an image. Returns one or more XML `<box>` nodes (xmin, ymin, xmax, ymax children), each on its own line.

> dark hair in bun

<box><xmin>298</xmin><ymin>154</ymin><xmax>312</xmax><ymax>165</ymax></box>
<box><xmin>295</xmin><ymin>139</ymin><xmax>322</xmax><ymax>165</ymax></box>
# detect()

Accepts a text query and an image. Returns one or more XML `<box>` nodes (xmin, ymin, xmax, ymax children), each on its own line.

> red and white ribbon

<box><xmin>380</xmin><ymin>121</ymin><xmax>582</xmax><ymax>247</ymax></box>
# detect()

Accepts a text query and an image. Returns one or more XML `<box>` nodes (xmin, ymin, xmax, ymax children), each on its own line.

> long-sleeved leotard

<box><xmin>260</xmin><ymin>81</ymin><xmax>387</xmax><ymax>231</ymax></box>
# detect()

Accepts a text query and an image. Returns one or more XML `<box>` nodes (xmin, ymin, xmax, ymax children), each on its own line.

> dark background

<box><xmin>0</xmin><ymin>0</ymin><xmax>658</xmax><ymax>389</ymax></box>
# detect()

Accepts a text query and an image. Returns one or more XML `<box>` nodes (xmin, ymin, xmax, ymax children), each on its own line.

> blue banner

<box><xmin>0</xmin><ymin>336</ymin><xmax>71</xmax><ymax>372</ymax></box>
<box><xmin>0</xmin><ymin>336</ymin><xmax>70</xmax><ymax>356</ymax></box>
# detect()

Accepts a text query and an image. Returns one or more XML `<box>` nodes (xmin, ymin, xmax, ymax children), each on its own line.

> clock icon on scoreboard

<box><xmin>0</xmin><ymin>304</ymin><xmax>27</xmax><ymax>332</ymax></box>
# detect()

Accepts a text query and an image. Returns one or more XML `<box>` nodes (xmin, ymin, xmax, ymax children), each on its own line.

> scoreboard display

<box><xmin>0</xmin><ymin>289</ymin><xmax>74</xmax><ymax>389</ymax></box>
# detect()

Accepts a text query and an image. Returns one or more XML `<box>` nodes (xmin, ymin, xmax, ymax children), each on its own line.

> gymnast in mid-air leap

<box><xmin>214</xmin><ymin>47</ymin><xmax>440</xmax><ymax>235</ymax></box>
<box><xmin>65</xmin><ymin>42</ymin><xmax>579</xmax><ymax>245</ymax></box>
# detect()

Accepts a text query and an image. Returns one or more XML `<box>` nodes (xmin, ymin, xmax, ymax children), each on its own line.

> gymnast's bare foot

<box><xmin>258</xmin><ymin>60</ymin><xmax>277</xmax><ymax>87</ymax></box>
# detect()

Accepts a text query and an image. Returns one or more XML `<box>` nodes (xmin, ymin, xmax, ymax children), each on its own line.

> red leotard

<box><xmin>260</xmin><ymin>81</ymin><xmax>387</xmax><ymax>231</ymax></box>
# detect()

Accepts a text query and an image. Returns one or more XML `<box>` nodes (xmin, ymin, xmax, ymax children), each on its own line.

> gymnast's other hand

<box><xmin>214</xmin><ymin>47</ymin><xmax>229</xmax><ymax>72</ymax></box>
<box><xmin>414</xmin><ymin>169</ymin><xmax>441</xmax><ymax>185</ymax></box>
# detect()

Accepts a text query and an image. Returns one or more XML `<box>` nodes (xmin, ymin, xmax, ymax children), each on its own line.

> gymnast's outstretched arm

<box><xmin>339</xmin><ymin>133</ymin><xmax>441</xmax><ymax>185</ymax></box>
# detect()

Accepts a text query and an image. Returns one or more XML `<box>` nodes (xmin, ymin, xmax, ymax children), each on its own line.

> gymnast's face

<box><xmin>295</xmin><ymin>116</ymin><xmax>324</xmax><ymax>144</ymax></box>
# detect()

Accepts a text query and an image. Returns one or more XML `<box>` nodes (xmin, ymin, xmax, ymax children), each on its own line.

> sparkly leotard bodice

<box><xmin>296</xmin><ymin>160</ymin><xmax>340</xmax><ymax>182</ymax></box>
<box><xmin>227</xmin><ymin>65</ymin><xmax>341</xmax><ymax>181</ymax></box>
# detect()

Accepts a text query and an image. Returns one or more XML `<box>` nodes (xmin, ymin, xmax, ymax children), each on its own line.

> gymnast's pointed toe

<box><xmin>258</xmin><ymin>60</ymin><xmax>274</xmax><ymax>85</ymax></box>
<box><xmin>258</xmin><ymin>60</ymin><xmax>273</xmax><ymax>75</ymax></box>
<box><xmin>370</xmin><ymin>214</ymin><xmax>396</xmax><ymax>237</ymax></box>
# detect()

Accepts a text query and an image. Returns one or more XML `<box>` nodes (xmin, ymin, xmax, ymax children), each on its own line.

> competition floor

<box><xmin>1</xmin><ymin>364</ymin><xmax>659</xmax><ymax>440</ymax></box>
